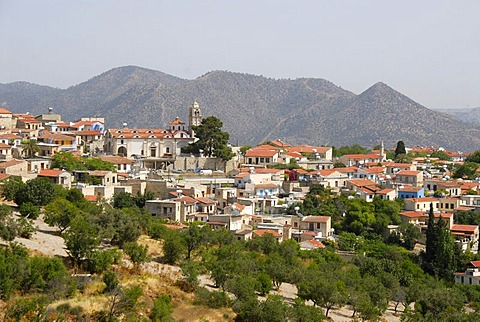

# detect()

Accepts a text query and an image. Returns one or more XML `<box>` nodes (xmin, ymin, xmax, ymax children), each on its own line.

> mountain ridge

<box><xmin>1</xmin><ymin>66</ymin><xmax>479</xmax><ymax>151</ymax></box>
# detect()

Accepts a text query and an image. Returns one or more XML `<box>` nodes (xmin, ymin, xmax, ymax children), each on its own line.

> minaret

<box><xmin>380</xmin><ymin>140</ymin><xmax>386</xmax><ymax>162</ymax></box>
<box><xmin>188</xmin><ymin>101</ymin><xmax>202</xmax><ymax>135</ymax></box>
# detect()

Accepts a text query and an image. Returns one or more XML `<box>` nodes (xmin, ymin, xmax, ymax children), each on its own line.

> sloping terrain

<box><xmin>1</xmin><ymin>66</ymin><xmax>479</xmax><ymax>151</ymax></box>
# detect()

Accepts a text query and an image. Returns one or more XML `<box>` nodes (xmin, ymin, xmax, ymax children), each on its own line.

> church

<box><xmin>104</xmin><ymin>102</ymin><xmax>202</xmax><ymax>163</ymax></box>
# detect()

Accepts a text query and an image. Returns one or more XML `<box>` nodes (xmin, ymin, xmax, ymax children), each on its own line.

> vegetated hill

<box><xmin>1</xmin><ymin>66</ymin><xmax>479</xmax><ymax>151</ymax></box>
<box><xmin>435</xmin><ymin>107</ymin><xmax>480</xmax><ymax>126</ymax></box>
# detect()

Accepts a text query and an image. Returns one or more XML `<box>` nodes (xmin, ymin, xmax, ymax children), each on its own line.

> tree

<box><xmin>19</xmin><ymin>202</ymin><xmax>40</xmax><ymax>220</ymax></box>
<box><xmin>44</xmin><ymin>198</ymin><xmax>80</xmax><ymax>233</ymax></box>
<box><xmin>395</xmin><ymin>140</ymin><xmax>406</xmax><ymax>157</ymax></box>
<box><xmin>22</xmin><ymin>139</ymin><xmax>40</xmax><ymax>158</ymax></box>
<box><xmin>183</xmin><ymin>116</ymin><xmax>234</xmax><ymax>161</ymax></box>
<box><xmin>163</xmin><ymin>231</ymin><xmax>184</xmax><ymax>264</ymax></box>
<box><xmin>64</xmin><ymin>215</ymin><xmax>99</xmax><ymax>266</ymax></box>
<box><xmin>112</xmin><ymin>192</ymin><xmax>136</xmax><ymax>209</ymax></box>
<box><xmin>465</xmin><ymin>150</ymin><xmax>480</xmax><ymax>163</ymax></box>
<box><xmin>150</xmin><ymin>294</ymin><xmax>173</xmax><ymax>322</ymax></box>
<box><xmin>14</xmin><ymin>177</ymin><xmax>57</xmax><ymax>206</ymax></box>
<box><xmin>0</xmin><ymin>204</ymin><xmax>19</xmax><ymax>241</ymax></box>
<box><xmin>453</xmin><ymin>162</ymin><xmax>479</xmax><ymax>179</ymax></box>
<box><xmin>123</xmin><ymin>242</ymin><xmax>149</xmax><ymax>268</ymax></box>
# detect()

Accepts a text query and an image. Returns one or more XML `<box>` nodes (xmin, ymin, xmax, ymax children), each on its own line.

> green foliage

<box><xmin>51</xmin><ymin>151</ymin><xmax>116</xmax><ymax>171</ymax></box>
<box><xmin>465</xmin><ymin>150</ymin><xmax>480</xmax><ymax>163</ymax></box>
<box><xmin>453</xmin><ymin>162</ymin><xmax>480</xmax><ymax>179</ymax></box>
<box><xmin>19</xmin><ymin>202</ymin><xmax>40</xmax><ymax>219</ymax></box>
<box><xmin>180</xmin><ymin>259</ymin><xmax>201</xmax><ymax>291</ymax></box>
<box><xmin>1</xmin><ymin>177</ymin><xmax>23</xmax><ymax>201</ymax></box>
<box><xmin>256</xmin><ymin>272</ymin><xmax>273</xmax><ymax>295</ymax></box>
<box><xmin>113</xmin><ymin>191</ymin><xmax>136</xmax><ymax>209</ymax></box>
<box><xmin>103</xmin><ymin>270</ymin><xmax>119</xmax><ymax>293</ymax></box>
<box><xmin>182</xmin><ymin>116</ymin><xmax>234</xmax><ymax>161</ymax></box>
<box><xmin>44</xmin><ymin>198</ymin><xmax>80</xmax><ymax>232</ymax></box>
<box><xmin>288</xmin><ymin>298</ymin><xmax>326</xmax><ymax>321</ymax></box>
<box><xmin>194</xmin><ymin>287</ymin><xmax>230</xmax><ymax>308</ymax></box>
<box><xmin>239</xmin><ymin>145</ymin><xmax>252</xmax><ymax>155</ymax></box>
<box><xmin>85</xmin><ymin>249</ymin><xmax>120</xmax><ymax>274</ymax></box>
<box><xmin>430</xmin><ymin>150</ymin><xmax>453</xmax><ymax>161</ymax></box>
<box><xmin>395</xmin><ymin>140</ymin><xmax>406</xmax><ymax>157</ymax></box>
<box><xmin>17</xmin><ymin>217</ymin><xmax>36</xmax><ymax>238</ymax></box>
<box><xmin>123</xmin><ymin>242</ymin><xmax>149</xmax><ymax>267</ymax></box>
<box><xmin>5</xmin><ymin>295</ymin><xmax>50</xmax><ymax>321</ymax></box>
<box><xmin>163</xmin><ymin>230</ymin><xmax>185</xmax><ymax>264</ymax></box>
<box><xmin>64</xmin><ymin>215</ymin><xmax>99</xmax><ymax>265</ymax></box>
<box><xmin>333</xmin><ymin>144</ymin><xmax>371</xmax><ymax>157</ymax></box>
<box><xmin>150</xmin><ymin>294</ymin><xmax>173</xmax><ymax>322</ymax></box>
<box><xmin>423</xmin><ymin>203</ymin><xmax>458</xmax><ymax>280</ymax></box>
<box><xmin>22</xmin><ymin>139</ymin><xmax>41</xmax><ymax>158</ymax></box>
<box><xmin>454</xmin><ymin>210</ymin><xmax>480</xmax><ymax>225</ymax></box>
<box><xmin>14</xmin><ymin>177</ymin><xmax>57</xmax><ymax>206</ymax></box>
<box><xmin>0</xmin><ymin>204</ymin><xmax>18</xmax><ymax>241</ymax></box>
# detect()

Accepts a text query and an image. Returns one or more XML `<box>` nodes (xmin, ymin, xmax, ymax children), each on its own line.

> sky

<box><xmin>1</xmin><ymin>0</ymin><xmax>479</xmax><ymax>109</ymax></box>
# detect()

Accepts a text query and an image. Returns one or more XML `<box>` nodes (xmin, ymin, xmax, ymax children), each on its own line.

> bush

<box><xmin>85</xmin><ymin>249</ymin><xmax>120</xmax><ymax>274</ymax></box>
<box><xmin>150</xmin><ymin>294</ymin><xmax>173</xmax><ymax>322</ymax></box>
<box><xmin>195</xmin><ymin>287</ymin><xmax>230</xmax><ymax>308</ymax></box>
<box><xmin>19</xmin><ymin>202</ymin><xmax>40</xmax><ymax>219</ymax></box>
<box><xmin>17</xmin><ymin>217</ymin><xmax>36</xmax><ymax>238</ymax></box>
<box><xmin>103</xmin><ymin>270</ymin><xmax>119</xmax><ymax>293</ymax></box>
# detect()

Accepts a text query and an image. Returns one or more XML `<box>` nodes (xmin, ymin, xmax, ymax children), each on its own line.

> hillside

<box><xmin>436</xmin><ymin>107</ymin><xmax>480</xmax><ymax>126</ymax></box>
<box><xmin>1</xmin><ymin>66</ymin><xmax>479</xmax><ymax>151</ymax></box>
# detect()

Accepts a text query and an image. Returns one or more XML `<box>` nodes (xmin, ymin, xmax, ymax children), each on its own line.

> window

<box><xmin>317</xmin><ymin>223</ymin><xmax>320</xmax><ymax>229</ymax></box>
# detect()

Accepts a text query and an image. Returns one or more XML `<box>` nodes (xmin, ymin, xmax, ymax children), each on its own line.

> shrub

<box><xmin>103</xmin><ymin>270</ymin><xmax>119</xmax><ymax>293</ymax></box>
<box><xmin>19</xmin><ymin>202</ymin><xmax>40</xmax><ymax>219</ymax></box>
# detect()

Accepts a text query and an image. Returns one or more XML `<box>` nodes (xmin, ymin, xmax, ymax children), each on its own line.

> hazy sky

<box><xmin>1</xmin><ymin>0</ymin><xmax>479</xmax><ymax>108</ymax></box>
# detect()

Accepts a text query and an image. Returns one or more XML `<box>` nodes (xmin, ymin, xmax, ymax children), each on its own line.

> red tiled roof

<box><xmin>0</xmin><ymin>108</ymin><xmax>12</xmax><ymax>114</ymax></box>
<box><xmin>305</xmin><ymin>240</ymin><xmax>326</xmax><ymax>248</ymax></box>
<box><xmin>0</xmin><ymin>173</ymin><xmax>10</xmax><ymax>181</ymax></box>
<box><xmin>270</xmin><ymin>139</ymin><xmax>291</xmax><ymax>148</ymax></box>
<box><xmin>255</xmin><ymin>183</ymin><xmax>278</xmax><ymax>189</ymax></box>
<box><xmin>253</xmin><ymin>229</ymin><xmax>282</xmax><ymax>237</ymax></box>
<box><xmin>303</xmin><ymin>216</ymin><xmax>330</xmax><ymax>223</ymax></box>
<box><xmin>396</xmin><ymin>170</ymin><xmax>421</xmax><ymax>176</ymax></box>
<box><xmin>73</xmin><ymin>130</ymin><xmax>102</xmax><ymax>136</ymax></box>
<box><xmin>471</xmin><ymin>261</ymin><xmax>480</xmax><ymax>268</ymax></box>
<box><xmin>342</xmin><ymin>153</ymin><xmax>380</xmax><ymax>160</ymax></box>
<box><xmin>245</xmin><ymin>149</ymin><xmax>278</xmax><ymax>157</ymax></box>
<box><xmin>0</xmin><ymin>143</ymin><xmax>11</xmax><ymax>148</ymax></box>
<box><xmin>347</xmin><ymin>179</ymin><xmax>377</xmax><ymax>187</ymax></box>
<box><xmin>169</xmin><ymin>117</ymin><xmax>185</xmax><ymax>125</ymax></box>
<box><xmin>399</xmin><ymin>185</ymin><xmax>423</xmax><ymax>193</ymax></box>
<box><xmin>0</xmin><ymin>160</ymin><xmax>24</xmax><ymax>168</ymax></box>
<box><xmin>287</xmin><ymin>145</ymin><xmax>331</xmax><ymax>154</ymax></box>
<box><xmin>451</xmin><ymin>224</ymin><xmax>479</xmax><ymax>233</ymax></box>
<box><xmin>405</xmin><ymin>197</ymin><xmax>438</xmax><ymax>203</ymax></box>
<box><xmin>175</xmin><ymin>196</ymin><xmax>197</xmax><ymax>204</ymax></box>
<box><xmin>84</xmin><ymin>195</ymin><xmax>98</xmax><ymax>202</ymax></box>
<box><xmin>196</xmin><ymin>197</ymin><xmax>216</xmax><ymax>204</ymax></box>
<box><xmin>38</xmin><ymin>169</ymin><xmax>64</xmax><ymax>177</ymax></box>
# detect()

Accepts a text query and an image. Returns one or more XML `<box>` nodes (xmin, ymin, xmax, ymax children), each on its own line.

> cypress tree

<box><xmin>395</xmin><ymin>141</ymin><xmax>406</xmax><ymax>157</ymax></box>
<box><xmin>424</xmin><ymin>203</ymin><xmax>437</xmax><ymax>274</ymax></box>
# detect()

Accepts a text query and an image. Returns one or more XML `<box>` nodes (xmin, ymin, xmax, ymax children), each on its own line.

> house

<box><xmin>454</xmin><ymin>261</ymin><xmax>480</xmax><ymax>285</ymax></box>
<box><xmin>287</xmin><ymin>145</ymin><xmax>333</xmax><ymax>161</ymax></box>
<box><xmin>376</xmin><ymin>188</ymin><xmax>396</xmax><ymax>201</ymax></box>
<box><xmin>74</xmin><ymin>170</ymin><xmax>118</xmax><ymax>186</ymax></box>
<box><xmin>0</xmin><ymin>143</ymin><xmax>13</xmax><ymax>160</ymax></box>
<box><xmin>244</xmin><ymin>148</ymin><xmax>279</xmax><ymax>165</ymax></box>
<box><xmin>235</xmin><ymin>228</ymin><xmax>253</xmax><ymax>241</ymax></box>
<box><xmin>145</xmin><ymin>195</ymin><xmax>197</xmax><ymax>222</ymax></box>
<box><xmin>99</xmin><ymin>155</ymin><xmax>135</xmax><ymax>173</ymax></box>
<box><xmin>195</xmin><ymin>197</ymin><xmax>217</xmax><ymax>214</ymax></box>
<box><xmin>339</xmin><ymin>153</ymin><xmax>382</xmax><ymax>167</ymax></box>
<box><xmin>404</xmin><ymin>197</ymin><xmax>439</xmax><ymax>212</ymax></box>
<box><xmin>300</xmin><ymin>239</ymin><xmax>326</xmax><ymax>250</ymax></box>
<box><xmin>252</xmin><ymin>229</ymin><xmax>283</xmax><ymax>242</ymax></box>
<box><xmin>312</xmin><ymin>170</ymin><xmax>348</xmax><ymax>191</ymax></box>
<box><xmin>292</xmin><ymin>216</ymin><xmax>332</xmax><ymax>242</ymax></box>
<box><xmin>450</xmin><ymin>224</ymin><xmax>479</xmax><ymax>252</ymax></box>
<box><xmin>252</xmin><ymin>183</ymin><xmax>280</xmax><ymax>198</ymax></box>
<box><xmin>0</xmin><ymin>159</ymin><xmax>27</xmax><ymax>177</ymax></box>
<box><xmin>0</xmin><ymin>108</ymin><xmax>17</xmax><ymax>129</ymax></box>
<box><xmin>208</xmin><ymin>214</ymin><xmax>243</xmax><ymax>231</ymax></box>
<box><xmin>398</xmin><ymin>185</ymin><xmax>425</xmax><ymax>199</ymax></box>
<box><xmin>37</xmin><ymin>169</ymin><xmax>72</xmax><ymax>188</ymax></box>
<box><xmin>400</xmin><ymin>211</ymin><xmax>454</xmax><ymax>229</ymax></box>
<box><xmin>37</xmin><ymin>130</ymin><xmax>77</xmax><ymax>155</ymax></box>
<box><xmin>395</xmin><ymin>170</ymin><xmax>423</xmax><ymax>187</ymax></box>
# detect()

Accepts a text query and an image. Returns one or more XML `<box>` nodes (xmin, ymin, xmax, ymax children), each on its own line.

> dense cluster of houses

<box><xmin>1</xmin><ymin>103</ymin><xmax>480</xmax><ymax>258</ymax></box>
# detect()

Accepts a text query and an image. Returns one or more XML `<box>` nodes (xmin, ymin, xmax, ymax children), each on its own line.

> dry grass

<box><xmin>138</xmin><ymin>234</ymin><xmax>164</xmax><ymax>258</ymax></box>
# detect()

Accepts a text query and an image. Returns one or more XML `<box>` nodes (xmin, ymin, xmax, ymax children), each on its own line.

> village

<box><xmin>0</xmin><ymin>101</ymin><xmax>479</xmax><ymax>288</ymax></box>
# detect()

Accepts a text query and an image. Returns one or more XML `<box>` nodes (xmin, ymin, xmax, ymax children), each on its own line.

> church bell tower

<box><xmin>188</xmin><ymin>101</ymin><xmax>202</xmax><ymax>135</ymax></box>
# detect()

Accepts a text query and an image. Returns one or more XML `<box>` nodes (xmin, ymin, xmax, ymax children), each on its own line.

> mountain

<box><xmin>1</xmin><ymin>66</ymin><xmax>479</xmax><ymax>152</ymax></box>
<box><xmin>435</xmin><ymin>107</ymin><xmax>480</xmax><ymax>126</ymax></box>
